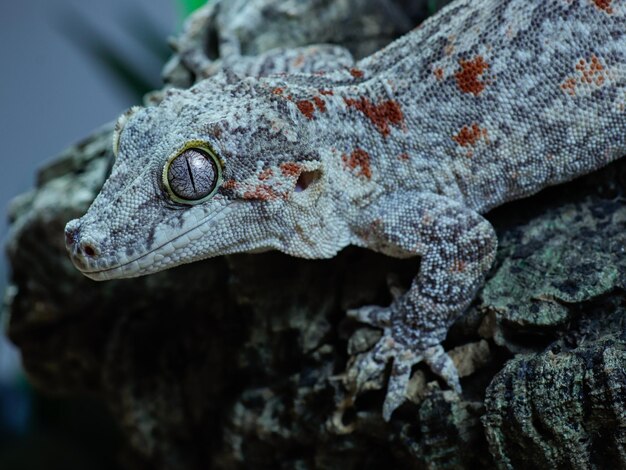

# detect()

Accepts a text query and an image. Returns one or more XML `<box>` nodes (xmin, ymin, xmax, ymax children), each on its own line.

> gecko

<box><xmin>64</xmin><ymin>0</ymin><xmax>626</xmax><ymax>421</ymax></box>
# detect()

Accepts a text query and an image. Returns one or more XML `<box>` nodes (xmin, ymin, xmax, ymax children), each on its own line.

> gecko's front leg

<box><xmin>347</xmin><ymin>192</ymin><xmax>497</xmax><ymax>420</ymax></box>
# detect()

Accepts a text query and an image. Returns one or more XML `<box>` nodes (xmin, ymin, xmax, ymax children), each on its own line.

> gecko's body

<box><xmin>65</xmin><ymin>0</ymin><xmax>626</xmax><ymax>420</ymax></box>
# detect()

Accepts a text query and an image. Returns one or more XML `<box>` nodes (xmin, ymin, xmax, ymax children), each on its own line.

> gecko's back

<box><xmin>358</xmin><ymin>0</ymin><xmax>626</xmax><ymax>212</ymax></box>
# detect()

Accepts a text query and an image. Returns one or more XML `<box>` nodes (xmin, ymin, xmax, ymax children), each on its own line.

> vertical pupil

<box><xmin>167</xmin><ymin>148</ymin><xmax>217</xmax><ymax>201</ymax></box>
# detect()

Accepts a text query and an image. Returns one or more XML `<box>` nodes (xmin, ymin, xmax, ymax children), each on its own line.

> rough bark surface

<box><xmin>5</xmin><ymin>2</ymin><xmax>626</xmax><ymax>469</ymax></box>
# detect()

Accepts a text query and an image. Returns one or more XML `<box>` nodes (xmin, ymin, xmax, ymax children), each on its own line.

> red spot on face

<box><xmin>433</xmin><ymin>67</ymin><xmax>444</xmax><ymax>80</ymax></box>
<box><xmin>296</xmin><ymin>100</ymin><xmax>315</xmax><ymax>119</ymax></box>
<box><xmin>319</xmin><ymin>89</ymin><xmax>334</xmax><ymax>96</ymax></box>
<box><xmin>222</xmin><ymin>179</ymin><xmax>238</xmax><ymax>190</ymax></box>
<box><xmin>280</xmin><ymin>162</ymin><xmax>301</xmax><ymax>177</ymax></box>
<box><xmin>344</xmin><ymin>97</ymin><xmax>404</xmax><ymax>137</ymax></box>
<box><xmin>398</xmin><ymin>153</ymin><xmax>410</xmax><ymax>161</ymax></box>
<box><xmin>313</xmin><ymin>96</ymin><xmax>326</xmax><ymax>112</ymax></box>
<box><xmin>455</xmin><ymin>56</ymin><xmax>490</xmax><ymax>95</ymax></box>
<box><xmin>243</xmin><ymin>185</ymin><xmax>279</xmax><ymax>201</ymax></box>
<box><xmin>342</xmin><ymin>148</ymin><xmax>372</xmax><ymax>179</ymax></box>
<box><xmin>452</xmin><ymin>123</ymin><xmax>488</xmax><ymax>147</ymax></box>
<box><xmin>350</xmin><ymin>68</ymin><xmax>364</xmax><ymax>78</ymax></box>
<box><xmin>272</xmin><ymin>87</ymin><xmax>284</xmax><ymax>95</ymax></box>
<box><xmin>258</xmin><ymin>168</ymin><xmax>273</xmax><ymax>181</ymax></box>
<box><xmin>592</xmin><ymin>0</ymin><xmax>613</xmax><ymax>13</ymax></box>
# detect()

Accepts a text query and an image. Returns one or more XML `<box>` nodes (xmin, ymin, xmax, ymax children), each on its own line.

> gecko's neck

<box><xmin>265</xmin><ymin>71</ymin><xmax>461</xmax><ymax>207</ymax></box>
<box><xmin>271</xmin><ymin>71</ymin><xmax>410</xmax><ymax>158</ymax></box>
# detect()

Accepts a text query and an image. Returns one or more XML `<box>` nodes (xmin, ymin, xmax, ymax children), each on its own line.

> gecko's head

<box><xmin>65</xmin><ymin>76</ymin><xmax>349</xmax><ymax>280</ymax></box>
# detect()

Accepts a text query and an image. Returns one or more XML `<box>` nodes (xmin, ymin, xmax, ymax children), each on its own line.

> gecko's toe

<box><xmin>423</xmin><ymin>344</ymin><xmax>461</xmax><ymax>393</ymax></box>
<box><xmin>347</xmin><ymin>328</ymin><xmax>426</xmax><ymax>420</ymax></box>
<box><xmin>382</xmin><ymin>357</ymin><xmax>415</xmax><ymax>421</ymax></box>
<box><xmin>350</xmin><ymin>337</ymin><xmax>392</xmax><ymax>389</ymax></box>
<box><xmin>347</xmin><ymin>304</ymin><xmax>392</xmax><ymax>328</ymax></box>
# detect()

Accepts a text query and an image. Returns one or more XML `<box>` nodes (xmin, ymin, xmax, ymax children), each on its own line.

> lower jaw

<box><xmin>78</xmin><ymin>262</ymin><xmax>143</xmax><ymax>281</ymax></box>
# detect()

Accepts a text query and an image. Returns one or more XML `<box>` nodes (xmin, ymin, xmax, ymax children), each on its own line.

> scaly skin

<box><xmin>65</xmin><ymin>0</ymin><xmax>626</xmax><ymax>420</ymax></box>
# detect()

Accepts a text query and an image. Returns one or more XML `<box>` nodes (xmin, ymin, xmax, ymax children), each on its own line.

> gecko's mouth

<box><xmin>69</xmin><ymin>201</ymin><xmax>237</xmax><ymax>281</ymax></box>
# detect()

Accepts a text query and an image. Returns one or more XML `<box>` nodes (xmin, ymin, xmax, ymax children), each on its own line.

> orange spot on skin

<box><xmin>296</xmin><ymin>100</ymin><xmax>315</xmax><ymax>119</ymax></box>
<box><xmin>434</xmin><ymin>67</ymin><xmax>444</xmax><ymax>80</ymax></box>
<box><xmin>398</xmin><ymin>153</ymin><xmax>410</xmax><ymax>161</ymax></box>
<box><xmin>258</xmin><ymin>168</ymin><xmax>273</xmax><ymax>181</ymax></box>
<box><xmin>319</xmin><ymin>89</ymin><xmax>334</xmax><ymax>96</ymax></box>
<box><xmin>243</xmin><ymin>185</ymin><xmax>279</xmax><ymax>201</ymax></box>
<box><xmin>272</xmin><ymin>87</ymin><xmax>284</xmax><ymax>95</ymax></box>
<box><xmin>577</xmin><ymin>55</ymin><xmax>605</xmax><ymax>84</ymax></box>
<box><xmin>561</xmin><ymin>55</ymin><xmax>608</xmax><ymax>96</ymax></box>
<box><xmin>222</xmin><ymin>179</ymin><xmax>237</xmax><ymax>190</ymax></box>
<box><xmin>280</xmin><ymin>162</ymin><xmax>301</xmax><ymax>177</ymax></box>
<box><xmin>592</xmin><ymin>0</ymin><xmax>613</xmax><ymax>13</ymax></box>
<box><xmin>452</xmin><ymin>123</ymin><xmax>488</xmax><ymax>147</ymax></box>
<box><xmin>342</xmin><ymin>148</ymin><xmax>372</xmax><ymax>179</ymax></box>
<box><xmin>455</xmin><ymin>56</ymin><xmax>490</xmax><ymax>95</ymax></box>
<box><xmin>560</xmin><ymin>77</ymin><xmax>578</xmax><ymax>96</ymax></box>
<box><xmin>350</xmin><ymin>68</ymin><xmax>364</xmax><ymax>78</ymax></box>
<box><xmin>313</xmin><ymin>96</ymin><xmax>326</xmax><ymax>112</ymax></box>
<box><xmin>344</xmin><ymin>97</ymin><xmax>404</xmax><ymax>137</ymax></box>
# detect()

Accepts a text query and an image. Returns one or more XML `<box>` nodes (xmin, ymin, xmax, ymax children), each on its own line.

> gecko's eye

<box><xmin>163</xmin><ymin>146</ymin><xmax>222</xmax><ymax>204</ymax></box>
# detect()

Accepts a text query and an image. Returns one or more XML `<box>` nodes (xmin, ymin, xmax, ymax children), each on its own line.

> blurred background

<box><xmin>0</xmin><ymin>0</ymin><xmax>200</xmax><ymax>467</ymax></box>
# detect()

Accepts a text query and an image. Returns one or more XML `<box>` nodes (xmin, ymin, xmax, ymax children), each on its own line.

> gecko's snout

<box><xmin>64</xmin><ymin>219</ymin><xmax>100</xmax><ymax>269</ymax></box>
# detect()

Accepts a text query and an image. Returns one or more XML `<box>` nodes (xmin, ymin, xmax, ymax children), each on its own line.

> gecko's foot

<box><xmin>347</xmin><ymin>306</ymin><xmax>460</xmax><ymax>421</ymax></box>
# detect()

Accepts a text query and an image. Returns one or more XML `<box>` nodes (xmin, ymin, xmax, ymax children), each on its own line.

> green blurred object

<box><xmin>429</xmin><ymin>0</ymin><xmax>448</xmax><ymax>14</ymax></box>
<box><xmin>177</xmin><ymin>0</ymin><xmax>207</xmax><ymax>16</ymax></box>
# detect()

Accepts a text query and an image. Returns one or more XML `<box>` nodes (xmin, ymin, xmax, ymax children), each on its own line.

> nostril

<box><xmin>82</xmin><ymin>244</ymin><xmax>97</xmax><ymax>257</ymax></box>
<box><xmin>65</xmin><ymin>219</ymin><xmax>100</xmax><ymax>259</ymax></box>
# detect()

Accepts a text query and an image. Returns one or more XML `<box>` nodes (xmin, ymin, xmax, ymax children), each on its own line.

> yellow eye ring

<box><xmin>162</xmin><ymin>142</ymin><xmax>223</xmax><ymax>205</ymax></box>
